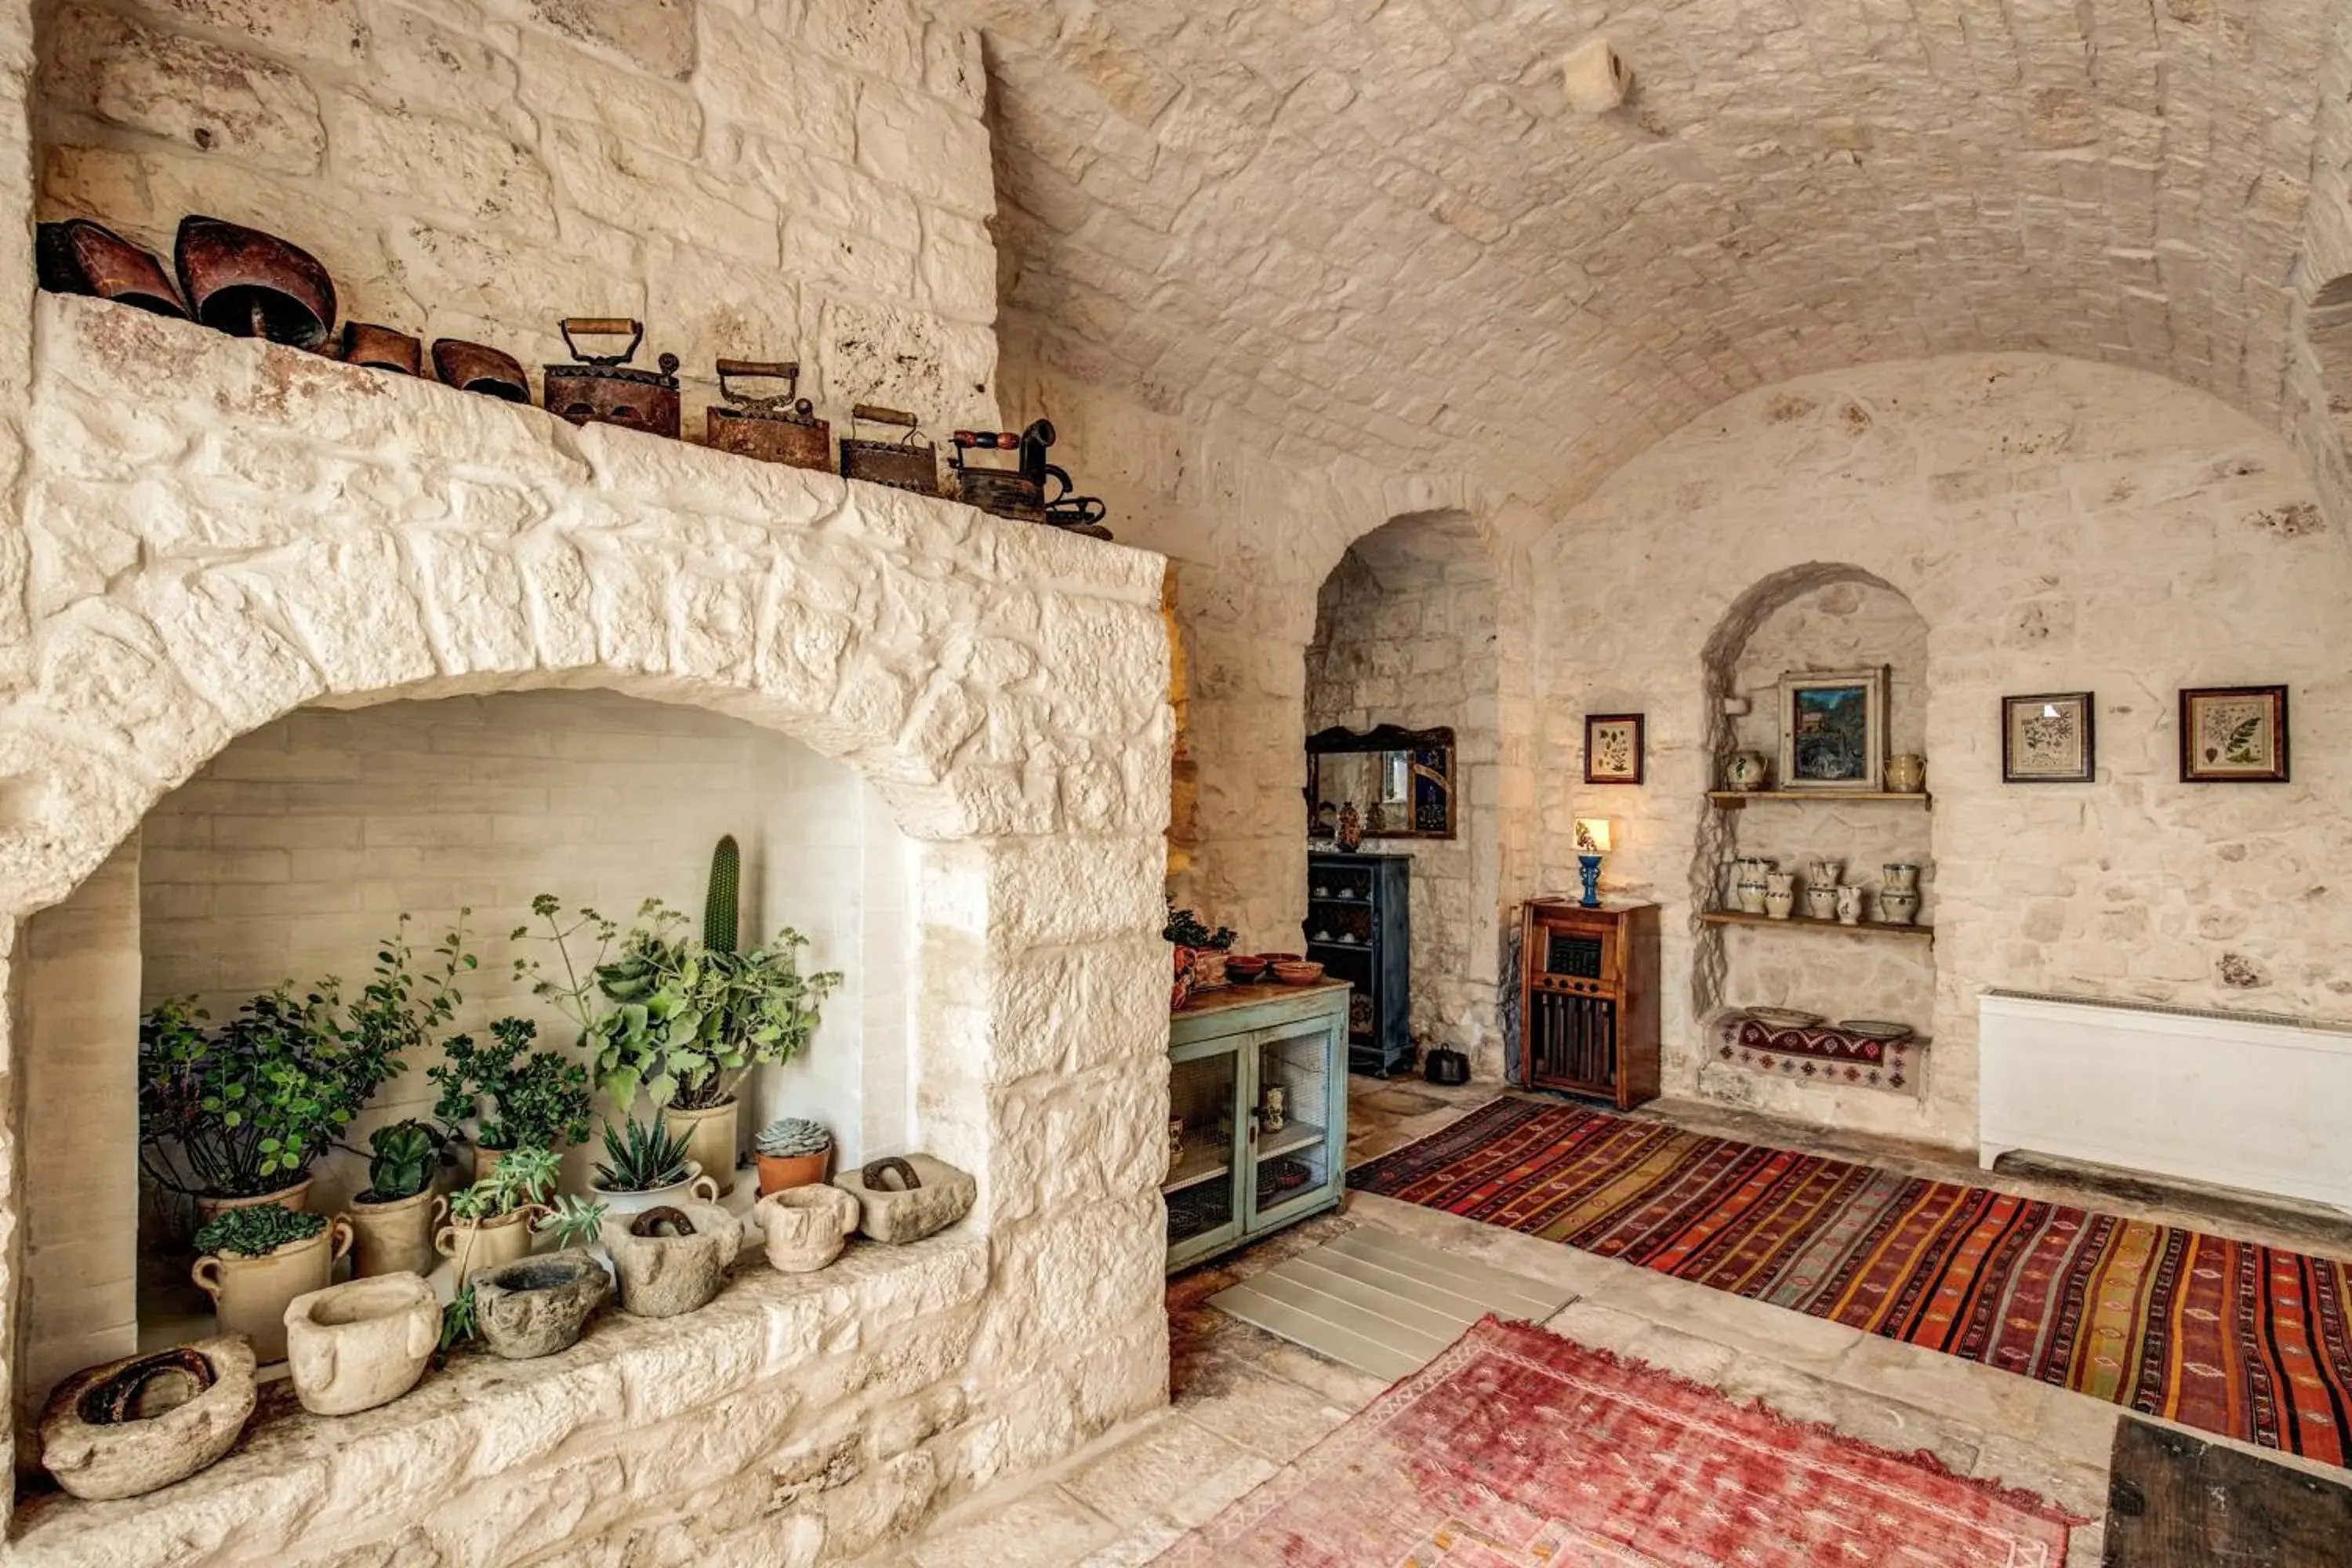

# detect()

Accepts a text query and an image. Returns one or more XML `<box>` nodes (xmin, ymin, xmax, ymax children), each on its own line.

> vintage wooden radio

<box><xmin>1519</xmin><ymin>898</ymin><xmax>1659</xmax><ymax>1109</ymax></box>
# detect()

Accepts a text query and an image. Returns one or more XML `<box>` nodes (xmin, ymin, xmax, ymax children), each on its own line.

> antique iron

<box><xmin>952</xmin><ymin>417</ymin><xmax>1112</xmax><ymax>538</ymax></box>
<box><xmin>174</xmin><ymin>215</ymin><xmax>336</xmax><ymax>348</ymax></box>
<box><xmin>706</xmin><ymin>359</ymin><xmax>831</xmax><ymax>470</ymax></box>
<box><xmin>543</xmin><ymin>318</ymin><xmax>681</xmax><ymax>437</ymax></box>
<box><xmin>431</xmin><ymin>339</ymin><xmax>529</xmax><ymax>402</ymax></box>
<box><xmin>337</xmin><ymin>321</ymin><xmax>422</xmax><ymax>376</ymax></box>
<box><xmin>36</xmin><ymin>220</ymin><xmax>186</xmax><ymax>318</ymax></box>
<box><xmin>838</xmin><ymin>404</ymin><xmax>938</xmax><ymax>495</ymax></box>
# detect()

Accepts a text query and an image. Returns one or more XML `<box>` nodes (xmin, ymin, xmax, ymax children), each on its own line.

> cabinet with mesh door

<box><xmin>1519</xmin><ymin>899</ymin><xmax>1659</xmax><ymax>1109</ymax></box>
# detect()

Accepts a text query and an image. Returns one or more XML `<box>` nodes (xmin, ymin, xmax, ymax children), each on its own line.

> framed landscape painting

<box><xmin>2180</xmin><ymin>685</ymin><xmax>2288</xmax><ymax>783</ymax></box>
<box><xmin>2002</xmin><ymin>692</ymin><xmax>2095</xmax><ymax>783</ymax></box>
<box><xmin>1584</xmin><ymin>713</ymin><xmax>1645</xmax><ymax>785</ymax></box>
<box><xmin>1777</xmin><ymin>670</ymin><xmax>1886</xmax><ymax>791</ymax></box>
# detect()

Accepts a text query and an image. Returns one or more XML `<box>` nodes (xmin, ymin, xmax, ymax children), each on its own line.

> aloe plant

<box><xmin>593</xmin><ymin>1118</ymin><xmax>692</xmax><ymax>1193</ymax></box>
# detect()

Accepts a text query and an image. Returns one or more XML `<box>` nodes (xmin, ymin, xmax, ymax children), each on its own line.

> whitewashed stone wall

<box><xmin>0</xmin><ymin>293</ymin><xmax>1174</xmax><ymax>1557</ymax></box>
<box><xmin>1540</xmin><ymin>354</ymin><xmax>2352</xmax><ymax>1149</ymax></box>
<box><xmin>34</xmin><ymin>0</ymin><xmax>1000</xmax><ymax>437</ymax></box>
<box><xmin>1303</xmin><ymin>517</ymin><xmax>1503</xmax><ymax>1066</ymax></box>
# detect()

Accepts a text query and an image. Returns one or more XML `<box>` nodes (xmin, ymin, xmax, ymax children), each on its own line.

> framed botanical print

<box><xmin>1777</xmin><ymin>669</ymin><xmax>1886</xmax><ymax>790</ymax></box>
<box><xmin>2180</xmin><ymin>685</ymin><xmax>2289</xmax><ymax>782</ymax></box>
<box><xmin>1584</xmin><ymin>713</ymin><xmax>1644</xmax><ymax>785</ymax></box>
<box><xmin>2002</xmin><ymin>692</ymin><xmax>2095</xmax><ymax>783</ymax></box>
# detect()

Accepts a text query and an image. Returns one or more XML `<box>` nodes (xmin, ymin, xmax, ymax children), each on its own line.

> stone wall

<box><xmin>0</xmin><ymin>292</ymin><xmax>1174</xmax><ymax>1553</ymax></box>
<box><xmin>34</xmin><ymin>0</ymin><xmax>1000</xmax><ymax>437</ymax></box>
<box><xmin>1303</xmin><ymin>515</ymin><xmax>1502</xmax><ymax>1063</ymax></box>
<box><xmin>1537</xmin><ymin>353</ymin><xmax>2352</xmax><ymax>1148</ymax></box>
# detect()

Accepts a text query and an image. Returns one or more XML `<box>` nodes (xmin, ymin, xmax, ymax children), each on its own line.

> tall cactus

<box><xmin>703</xmin><ymin>834</ymin><xmax>740</xmax><ymax>954</ymax></box>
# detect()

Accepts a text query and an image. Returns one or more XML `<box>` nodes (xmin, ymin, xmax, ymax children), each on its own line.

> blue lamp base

<box><xmin>1577</xmin><ymin>854</ymin><xmax>1602</xmax><ymax>909</ymax></box>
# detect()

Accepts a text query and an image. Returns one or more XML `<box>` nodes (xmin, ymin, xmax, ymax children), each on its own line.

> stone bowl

<box><xmin>833</xmin><ymin>1154</ymin><xmax>977</xmax><ymax>1245</ymax></box>
<box><xmin>470</xmin><ymin>1249</ymin><xmax>612</xmax><ymax>1360</ymax></box>
<box><xmin>40</xmin><ymin>1335</ymin><xmax>257</xmax><ymax>1501</ymax></box>
<box><xmin>284</xmin><ymin>1272</ymin><xmax>438</xmax><ymax>1416</ymax></box>
<box><xmin>598</xmin><ymin>1200</ymin><xmax>740</xmax><ymax>1319</ymax></box>
<box><xmin>754</xmin><ymin>1183</ymin><xmax>861</xmax><ymax>1273</ymax></box>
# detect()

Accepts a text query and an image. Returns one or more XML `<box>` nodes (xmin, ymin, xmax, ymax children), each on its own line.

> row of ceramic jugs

<box><xmin>1730</xmin><ymin>857</ymin><xmax>1926</xmax><ymax>927</ymax></box>
<box><xmin>38</xmin><ymin>1154</ymin><xmax>975</xmax><ymax>1504</ymax></box>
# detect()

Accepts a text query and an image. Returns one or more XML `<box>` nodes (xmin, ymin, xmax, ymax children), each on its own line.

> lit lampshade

<box><xmin>1573</xmin><ymin>817</ymin><xmax>1613</xmax><ymax>855</ymax></box>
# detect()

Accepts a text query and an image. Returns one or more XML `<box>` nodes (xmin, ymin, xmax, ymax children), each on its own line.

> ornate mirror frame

<box><xmin>1305</xmin><ymin>724</ymin><xmax>1457</xmax><ymax>840</ymax></box>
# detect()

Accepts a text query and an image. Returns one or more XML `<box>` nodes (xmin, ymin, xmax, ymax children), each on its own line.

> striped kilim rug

<box><xmin>1348</xmin><ymin>1097</ymin><xmax>2352</xmax><ymax>1467</ymax></box>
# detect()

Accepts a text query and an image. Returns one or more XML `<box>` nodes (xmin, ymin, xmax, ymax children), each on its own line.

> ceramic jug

<box><xmin>1734</xmin><ymin>858</ymin><xmax>1774</xmax><ymax>915</ymax></box>
<box><xmin>1764</xmin><ymin>871</ymin><xmax>1796</xmax><ymax>920</ymax></box>
<box><xmin>1835</xmin><ymin>885</ymin><xmax>1864</xmax><ymax>926</ymax></box>
<box><xmin>1724</xmin><ymin>750</ymin><xmax>1769</xmax><ymax>791</ymax></box>
<box><xmin>1886</xmin><ymin>754</ymin><xmax>1927</xmax><ymax>793</ymax></box>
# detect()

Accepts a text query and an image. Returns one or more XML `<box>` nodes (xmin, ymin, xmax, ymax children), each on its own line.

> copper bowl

<box><xmin>1271</xmin><ymin>960</ymin><xmax>1325</xmax><ymax>986</ymax></box>
<box><xmin>37</xmin><ymin>220</ymin><xmax>186</xmax><ymax>318</ymax></box>
<box><xmin>175</xmin><ymin>215</ymin><xmax>336</xmax><ymax>348</ymax></box>
<box><xmin>431</xmin><ymin>339</ymin><xmax>529</xmax><ymax>402</ymax></box>
<box><xmin>338</xmin><ymin>321</ymin><xmax>421</xmax><ymax>376</ymax></box>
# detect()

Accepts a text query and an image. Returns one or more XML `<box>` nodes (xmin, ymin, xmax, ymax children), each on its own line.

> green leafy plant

<box><xmin>755</xmin><ymin>1117</ymin><xmax>831</xmax><ymax>1159</ymax></box>
<box><xmin>1163</xmin><ymin>903</ymin><xmax>1236</xmax><ymax>950</ymax></box>
<box><xmin>193</xmin><ymin>1205</ymin><xmax>327</xmax><ymax>1258</ymax></box>
<box><xmin>360</xmin><ymin>1120</ymin><xmax>441</xmax><ymax>1203</ymax></box>
<box><xmin>427</xmin><ymin>1015</ymin><xmax>593</xmax><ymax>1154</ymax></box>
<box><xmin>593</xmin><ymin>1117</ymin><xmax>692</xmax><ymax>1194</ymax></box>
<box><xmin>534</xmin><ymin>1194</ymin><xmax>610</xmax><ymax>1249</ymax></box>
<box><xmin>438</xmin><ymin>1147</ymin><xmax>562</xmax><ymax>1356</ymax></box>
<box><xmin>140</xmin><ymin>915</ymin><xmax>473</xmax><ymax>1199</ymax></box>
<box><xmin>520</xmin><ymin>895</ymin><xmax>840</xmax><ymax>1112</ymax></box>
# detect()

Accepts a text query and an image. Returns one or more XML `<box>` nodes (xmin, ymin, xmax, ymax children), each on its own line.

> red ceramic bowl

<box><xmin>1223</xmin><ymin>953</ymin><xmax>1271</xmax><ymax>982</ymax></box>
<box><xmin>1272</xmin><ymin>960</ymin><xmax>1325</xmax><ymax>986</ymax></box>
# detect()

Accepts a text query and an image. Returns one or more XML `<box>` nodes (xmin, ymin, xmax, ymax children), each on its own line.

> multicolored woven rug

<box><xmin>1154</xmin><ymin>1315</ymin><xmax>2076</xmax><ymax>1566</ymax></box>
<box><xmin>1349</xmin><ymin>1098</ymin><xmax>2352</xmax><ymax>1467</ymax></box>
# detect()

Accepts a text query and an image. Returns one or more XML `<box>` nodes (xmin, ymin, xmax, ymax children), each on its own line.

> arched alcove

<box><xmin>1692</xmin><ymin>563</ymin><xmax>1937</xmax><ymax>1112</ymax></box>
<box><xmin>1304</xmin><ymin>508</ymin><xmax>1505</xmax><ymax>1072</ymax></box>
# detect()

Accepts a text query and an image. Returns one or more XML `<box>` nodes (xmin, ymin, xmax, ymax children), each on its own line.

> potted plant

<box><xmin>1164</xmin><ymin>903</ymin><xmax>1237</xmax><ymax>1008</ymax></box>
<box><xmin>140</xmin><ymin>916</ymin><xmax>470</xmax><ymax>1220</ymax></box>
<box><xmin>427</xmin><ymin>1014</ymin><xmax>593</xmax><ymax>1180</ymax></box>
<box><xmin>589</xmin><ymin>1118</ymin><xmax>717</xmax><ymax>1220</ymax></box>
<box><xmin>341</xmin><ymin>1120</ymin><xmax>442</xmax><ymax>1279</ymax></box>
<box><xmin>753</xmin><ymin>1117</ymin><xmax>833</xmax><ymax>1195</ymax></box>
<box><xmin>432</xmin><ymin>1146</ymin><xmax>558</xmax><ymax>1282</ymax></box>
<box><xmin>520</xmin><ymin>862</ymin><xmax>840</xmax><ymax>1198</ymax></box>
<box><xmin>190</xmin><ymin>1205</ymin><xmax>353</xmax><ymax>1364</ymax></box>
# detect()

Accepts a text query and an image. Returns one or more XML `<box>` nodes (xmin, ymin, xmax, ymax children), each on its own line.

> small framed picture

<box><xmin>1584</xmin><ymin>713</ymin><xmax>1645</xmax><ymax>785</ymax></box>
<box><xmin>1777</xmin><ymin>669</ymin><xmax>1886</xmax><ymax>790</ymax></box>
<box><xmin>2002</xmin><ymin>692</ymin><xmax>2095</xmax><ymax>783</ymax></box>
<box><xmin>2180</xmin><ymin>685</ymin><xmax>2289</xmax><ymax>782</ymax></box>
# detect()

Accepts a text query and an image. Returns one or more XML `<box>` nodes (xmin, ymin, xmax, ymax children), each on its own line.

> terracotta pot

<box><xmin>755</xmin><ymin>1184</ymin><xmax>860</xmax><ymax>1273</ymax></box>
<box><xmin>591</xmin><ymin>1166</ymin><xmax>720</xmax><ymax>1222</ymax></box>
<box><xmin>283</xmin><ymin>1273</ymin><xmax>437</xmax><ymax>1417</ymax></box>
<box><xmin>40</xmin><ymin>1337</ymin><xmax>256</xmax><ymax>1501</ymax></box>
<box><xmin>191</xmin><ymin>1218</ymin><xmax>352</xmax><ymax>1364</ymax></box>
<box><xmin>471</xmin><ymin>1250</ymin><xmax>610</xmax><ymax>1360</ymax></box>
<box><xmin>662</xmin><ymin>1101</ymin><xmax>741</xmax><ymax>1197</ymax></box>
<box><xmin>756</xmin><ymin>1147</ymin><xmax>830</xmax><ymax>1196</ymax></box>
<box><xmin>432</xmin><ymin>1203</ymin><xmax>543</xmax><ymax>1278</ymax></box>
<box><xmin>194</xmin><ymin>1176</ymin><xmax>311</xmax><ymax>1228</ymax></box>
<box><xmin>600</xmin><ymin>1200</ymin><xmax>739</xmax><ymax>1318</ymax></box>
<box><xmin>343</xmin><ymin>1187</ymin><xmax>437</xmax><ymax>1279</ymax></box>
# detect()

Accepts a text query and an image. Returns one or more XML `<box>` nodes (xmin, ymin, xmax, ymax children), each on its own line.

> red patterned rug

<box><xmin>1154</xmin><ymin>1315</ymin><xmax>2075</xmax><ymax>1566</ymax></box>
<box><xmin>1350</xmin><ymin>1098</ymin><xmax>2352</xmax><ymax>1467</ymax></box>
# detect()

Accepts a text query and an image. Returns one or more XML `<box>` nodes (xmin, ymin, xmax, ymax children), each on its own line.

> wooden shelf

<box><xmin>1699</xmin><ymin>909</ymin><xmax>1933</xmax><ymax>943</ymax></box>
<box><xmin>1162</xmin><ymin>1120</ymin><xmax>1327</xmax><ymax>1195</ymax></box>
<box><xmin>1708</xmin><ymin>789</ymin><xmax>1932</xmax><ymax>809</ymax></box>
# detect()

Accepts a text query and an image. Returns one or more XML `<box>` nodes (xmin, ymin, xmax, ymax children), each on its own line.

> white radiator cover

<box><xmin>1977</xmin><ymin>989</ymin><xmax>2352</xmax><ymax>1212</ymax></box>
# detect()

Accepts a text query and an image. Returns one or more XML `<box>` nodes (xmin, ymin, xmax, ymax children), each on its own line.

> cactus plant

<box><xmin>754</xmin><ymin>1117</ymin><xmax>831</xmax><ymax>1159</ymax></box>
<box><xmin>703</xmin><ymin>836</ymin><xmax>739</xmax><ymax>956</ymax></box>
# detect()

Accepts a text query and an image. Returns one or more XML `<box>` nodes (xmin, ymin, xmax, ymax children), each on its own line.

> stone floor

<box><xmin>881</xmin><ymin>1079</ymin><xmax>2352</xmax><ymax>1567</ymax></box>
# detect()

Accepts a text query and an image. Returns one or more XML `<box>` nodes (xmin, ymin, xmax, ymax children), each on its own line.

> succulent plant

<box><xmin>704</xmin><ymin>835</ymin><xmax>740</xmax><ymax>956</ymax></box>
<box><xmin>755</xmin><ymin>1117</ymin><xmax>832</xmax><ymax>1159</ymax></box>
<box><xmin>194</xmin><ymin>1204</ymin><xmax>327</xmax><ymax>1258</ymax></box>
<box><xmin>593</xmin><ymin>1117</ymin><xmax>692</xmax><ymax>1193</ymax></box>
<box><xmin>534</xmin><ymin>1194</ymin><xmax>610</xmax><ymax>1249</ymax></box>
<box><xmin>361</xmin><ymin>1119</ymin><xmax>441</xmax><ymax>1203</ymax></box>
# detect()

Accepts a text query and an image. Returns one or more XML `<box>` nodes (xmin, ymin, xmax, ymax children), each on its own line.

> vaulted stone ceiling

<box><xmin>948</xmin><ymin>0</ymin><xmax>2345</xmax><ymax>503</ymax></box>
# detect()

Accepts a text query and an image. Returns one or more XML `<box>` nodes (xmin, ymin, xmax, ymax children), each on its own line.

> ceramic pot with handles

<box><xmin>343</xmin><ymin>1186</ymin><xmax>437</xmax><ymax>1279</ymax></box>
<box><xmin>282</xmin><ymin>1273</ymin><xmax>437</xmax><ymax>1417</ymax></box>
<box><xmin>433</xmin><ymin>1203</ymin><xmax>543</xmax><ymax>1279</ymax></box>
<box><xmin>191</xmin><ymin>1217</ymin><xmax>353</xmax><ymax>1364</ymax></box>
<box><xmin>591</xmin><ymin>1163</ymin><xmax>722</xmax><ymax>1222</ymax></box>
<box><xmin>1835</xmin><ymin>886</ymin><xmax>1864</xmax><ymax>926</ymax></box>
<box><xmin>756</xmin><ymin>1184</ymin><xmax>861</xmax><ymax>1273</ymax></box>
<box><xmin>1763</xmin><ymin>871</ymin><xmax>1797</xmax><ymax>920</ymax></box>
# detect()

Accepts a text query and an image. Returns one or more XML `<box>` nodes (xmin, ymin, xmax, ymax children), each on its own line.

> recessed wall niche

<box><xmin>22</xmin><ymin>688</ymin><xmax>910</xmax><ymax>1413</ymax></box>
<box><xmin>1693</xmin><ymin>567</ymin><xmax>1936</xmax><ymax>1111</ymax></box>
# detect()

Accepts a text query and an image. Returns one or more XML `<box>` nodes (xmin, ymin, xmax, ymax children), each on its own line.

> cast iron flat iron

<box><xmin>838</xmin><ymin>403</ymin><xmax>938</xmax><ymax>495</ymax></box>
<box><xmin>175</xmin><ymin>215</ymin><xmax>336</xmax><ymax>348</ymax></box>
<box><xmin>952</xmin><ymin>419</ymin><xmax>1111</xmax><ymax>538</ymax></box>
<box><xmin>543</xmin><ymin>318</ymin><xmax>681</xmax><ymax>437</ymax></box>
<box><xmin>36</xmin><ymin>219</ymin><xmax>186</xmax><ymax>318</ymax></box>
<box><xmin>706</xmin><ymin>359</ymin><xmax>831</xmax><ymax>471</ymax></box>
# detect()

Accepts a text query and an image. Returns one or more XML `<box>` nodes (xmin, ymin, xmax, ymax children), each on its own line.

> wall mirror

<box><xmin>1305</xmin><ymin>724</ymin><xmax>1457</xmax><ymax>839</ymax></box>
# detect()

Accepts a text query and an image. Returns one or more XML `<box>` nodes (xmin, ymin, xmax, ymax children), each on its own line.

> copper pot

<box><xmin>337</xmin><ymin>321</ymin><xmax>421</xmax><ymax>376</ymax></box>
<box><xmin>37</xmin><ymin>220</ymin><xmax>186</xmax><ymax>318</ymax></box>
<box><xmin>431</xmin><ymin>339</ymin><xmax>529</xmax><ymax>402</ymax></box>
<box><xmin>175</xmin><ymin>215</ymin><xmax>336</xmax><ymax>348</ymax></box>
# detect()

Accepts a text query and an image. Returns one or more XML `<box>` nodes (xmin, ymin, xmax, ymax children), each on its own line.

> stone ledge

<box><xmin>9</xmin><ymin>1234</ymin><xmax>987</xmax><ymax>1566</ymax></box>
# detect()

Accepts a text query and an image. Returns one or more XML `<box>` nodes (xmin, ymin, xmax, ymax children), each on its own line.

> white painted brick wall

<box><xmin>140</xmin><ymin>688</ymin><xmax>912</xmax><ymax>1216</ymax></box>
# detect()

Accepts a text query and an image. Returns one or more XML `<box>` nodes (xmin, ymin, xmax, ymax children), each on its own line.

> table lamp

<box><xmin>1573</xmin><ymin>817</ymin><xmax>1612</xmax><ymax>908</ymax></box>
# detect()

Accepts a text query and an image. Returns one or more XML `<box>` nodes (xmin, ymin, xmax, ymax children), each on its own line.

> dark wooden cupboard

<box><xmin>1305</xmin><ymin>851</ymin><xmax>1412</xmax><ymax>1076</ymax></box>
